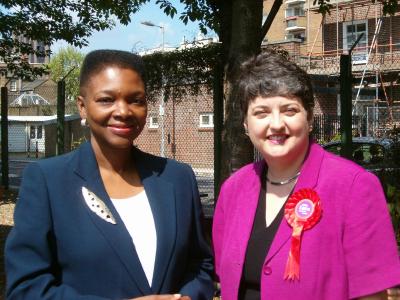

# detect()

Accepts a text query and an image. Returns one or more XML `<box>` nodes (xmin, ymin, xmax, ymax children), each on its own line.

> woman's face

<box><xmin>244</xmin><ymin>95</ymin><xmax>311</xmax><ymax>163</ymax></box>
<box><xmin>77</xmin><ymin>66</ymin><xmax>147</xmax><ymax>150</ymax></box>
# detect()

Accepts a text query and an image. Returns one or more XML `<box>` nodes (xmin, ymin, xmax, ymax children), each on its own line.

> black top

<box><xmin>238</xmin><ymin>168</ymin><xmax>285</xmax><ymax>300</ymax></box>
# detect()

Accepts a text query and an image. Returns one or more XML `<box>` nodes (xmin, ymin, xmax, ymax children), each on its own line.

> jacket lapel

<box><xmin>134</xmin><ymin>149</ymin><xmax>177</xmax><ymax>293</ymax></box>
<box><xmin>73</xmin><ymin>142</ymin><xmax>152</xmax><ymax>295</ymax></box>
<box><xmin>266</xmin><ymin>141</ymin><xmax>325</xmax><ymax>262</ymax></box>
<box><xmin>234</xmin><ymin>161</ymin><xmax>265</xmax><ymax>261</ymax></box>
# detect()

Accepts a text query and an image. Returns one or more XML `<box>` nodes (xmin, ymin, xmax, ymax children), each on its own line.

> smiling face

<box><xmin>77</xmin><ymin>66</ymin><xmax>147</xmax><ymax>151</ymax></box>
<box><xmin>244</xmin><ymin>95</ymin><xmax>311</xmax><ymax>163</ymax></box>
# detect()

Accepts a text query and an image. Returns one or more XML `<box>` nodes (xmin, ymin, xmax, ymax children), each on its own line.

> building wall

<box><xmin>45</xmin><ymin>118</ymin><xmax>89</xmax><ymax>157</ymax></box>
<box><xmin>314</xmin><ymin>92</ymin><xmax>338</xmax><ymax>114</ymax></box>
<box><xmin>324</xmin><ymin>6</ymin><xmax>400</xmax><ymax>54</ymax></box>
<box><xmin>34</xmin><ymin>79</ymin><xmax>58</xmax><ymax>104</ymax></box>
<box><xmin>135</xmin><ymin>85</ymin><xmax>214</xmax><ymax>170</ymax></box>
<box><xmin>263</xmin><ymin>0</ymin><xmax>323</xmax><ymax>56</ymax></box>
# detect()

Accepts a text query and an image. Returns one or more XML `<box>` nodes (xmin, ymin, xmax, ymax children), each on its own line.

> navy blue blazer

<box><xmin>5</xmin><ymin>142</ymin><xmax>214</xmax><ymax>300</ymax></box>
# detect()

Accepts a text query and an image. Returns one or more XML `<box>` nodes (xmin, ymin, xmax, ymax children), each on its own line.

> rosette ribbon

<box><xmin>284</xmin><ymin>188</ymin><xmax>322</xmax><ymax>280</ymax></box>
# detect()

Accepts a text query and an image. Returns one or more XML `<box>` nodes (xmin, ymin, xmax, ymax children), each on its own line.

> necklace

<box><xmin>266</xmin><ymin>172</ymin><xmax>300</xmax><ymax>186</ymax></box>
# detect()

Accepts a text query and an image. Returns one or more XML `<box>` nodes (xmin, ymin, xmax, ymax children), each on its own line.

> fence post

<box><xmin>1</xmin><ymin>86</ymin><xmax>9</xmax><ymax>189</ymax></box>
<box><xmin>213</xmin><ymin>56</ymin><xmax>224</xmax><ymax>204</ymax></box>
<box><xmin>57</xmin><ymin>80</ymin><xmax>65</xmax><ymax>155</ymax></box>
<box><xmin>339</xmin><ymin>54</ymin><xmax>353</xmax><ymax>160</ymax></box>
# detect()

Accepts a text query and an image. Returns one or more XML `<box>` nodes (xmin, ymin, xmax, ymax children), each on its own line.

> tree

<box><xmin>162</xmin><ymin>0</ymin><xmax>398</xmax><ymax>185</ymax></box>
<box><xmin>47</xmin><ymin>46</ymin><xmax>84</xmax><ymax>104</ymax></box>
<box><xmin>0</xmin><ymin>0</ymin><xmax>140</xmax><ymax>79</ymax></box>
<box><xmin>2</xmin><ymin>0</ymin><xmax>397</xmax><ymax>185</ymax></box>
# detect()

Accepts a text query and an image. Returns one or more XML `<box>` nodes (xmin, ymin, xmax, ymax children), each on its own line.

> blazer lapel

<box><xmin>135</xmin><ymin>150</ymin><xmax>176</xmax><ymax>293</ymax></box>
<box><xmin>266</xmin><ymin>141</ymin><xmax>324</xmax><ymax>262</ymax></box>
<box><xmin>73</xmin><ymin>142</ymin><xmax>152</xmax><ymax>295</ymax></box>
<box><xmin>234</xmin><ymin>161</ymin><xmax>265</xmax><ymax>262</ymax></box>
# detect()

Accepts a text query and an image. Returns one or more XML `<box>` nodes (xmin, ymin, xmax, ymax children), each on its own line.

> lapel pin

<box><xmin>82</xmin><ymin>187</ymin><xmax>117</xmax><ymax>225</ymax></box>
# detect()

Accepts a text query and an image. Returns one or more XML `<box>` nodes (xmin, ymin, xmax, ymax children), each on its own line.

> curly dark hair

<box><xmin>237</xmin><ymin>51</ymin><xmax>314</xmax><ymax>121</ymax></box>
<box><xmin>79</xmin><ymin>49</ymin><xmax>146</xmax><ymax>94</ymax></box>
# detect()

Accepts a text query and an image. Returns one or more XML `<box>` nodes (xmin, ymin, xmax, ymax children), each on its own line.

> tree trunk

<box><xmin>220</xmin><ymin>0</ymin><xmax>263</xmax><ymax>182</ymax></box>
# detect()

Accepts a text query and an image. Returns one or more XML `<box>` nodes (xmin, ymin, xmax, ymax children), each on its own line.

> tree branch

<box><xmin>260</xmin><ymin>0</ymin><xmax>283</xmax><ymax>44</ymax></box>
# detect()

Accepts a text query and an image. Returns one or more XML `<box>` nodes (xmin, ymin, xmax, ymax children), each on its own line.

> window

<box><xmin>37</xmin><ymin>125</ymin><xmax>43</xmax><ymax>139</ymax></box>
<box><xmin>30</xmin><ymin>126</ymin><xmax>36</xmax><ymax>139</ymax></box>
<box><xmin>343</xmin><ymin>20</ymin><xmax>368</xmax><ymax>64</ymax></box>
<box><xmin>199</xmin><ymin>113</ymin><xmax>214</xmax><ymax>128</ymax></box>
<box><xmin>287</xmin><ymin>19</ymin><xmax>297</xmax><ymax>28</ymax></box>
<box><xmin>36</xmin><ymin>42</ymin><xmax>46</xmax><ymax>64</ymax></box>
<box><xmin>285</xmin><ymin>4</ymin><xmax>305</xmax><ymax>17</ymax></box>
<box><xmin>29</xmin><ymin>41</ymin><xmax>46</xmax><ymax>64</ymax></box>
<box><xmin>10</xmin><ymin>80</ymin><xmax>17</xmax><ymax>92</ymax></box>
<box><xmin>149</xmin><ymin>116</ymin><xmax>159</xmax><ymax>129</ymax></box>
<box><xmin>286</xmin><ymin>31</ymin><xmax>306</xmax><ymax>42</ymax></box>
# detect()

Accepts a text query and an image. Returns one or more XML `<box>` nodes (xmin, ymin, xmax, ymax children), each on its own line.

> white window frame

<box><xmin>285</xmin><ymin>30</ymin><xmax>306</xmax><ymax>42</ymax></box>
<box><xmin>149</xmin><ymin>116</ymin><xmax>159</xmax><ymax>129</ymax></box>
<box><xmin>10</xmin><ymin>80</ymin><xmax>17</xmax><ymax>92</ymax></box>
<box><xmin>343</xmin><ymin>20</ymin><xmax>368</xmax><ymax>64</ymax></box>
<box><xmin>287</xmin><ymin>19</ymin><xmax>297</xmax><ymax>28</ymax></box>
<box><xmin>199</xmin><ymin>113</ymin><xmax>214</xmax><ymax>128</ymax></box>
<box><xmin>285</xmin><ymin>4</ymin><xmax>305</xmax><ymax>18</ymax></box>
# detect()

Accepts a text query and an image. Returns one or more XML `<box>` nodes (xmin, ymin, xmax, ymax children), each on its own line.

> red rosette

<box><xmin>283</xmin><ymin>188</ymin><xmax>322</xmax><ymax>281</ymax></box>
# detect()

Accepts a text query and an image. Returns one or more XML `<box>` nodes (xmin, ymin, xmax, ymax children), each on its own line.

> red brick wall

<box><xmin>135</xmin><ymin>85</ymin><xmax>214</xmax><ymax>170</ymax></box>
<box><xmin>324</xmin><ymin>3</ymin><xmax>400</xmax><ymax>53</ymax></box>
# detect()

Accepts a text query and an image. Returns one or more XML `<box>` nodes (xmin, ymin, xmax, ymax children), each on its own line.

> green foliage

<box><xmin>0</xmin><ymin>0</ymin><xmax>147</xmax><ymax>79</ymax></box>
<box><xmin>381</xmin><ymin>0</ymin><xmax>399</xmax><ymax>15</ymax></box>
<box><xmin>47</xmin><ymin>46</ymin><xmax>84</xmax><ymax>103</ymax></box>
<box><xmin>178</xmin><ymin>0</ymin><xmax>219</xmax><ymax>35</ymax></box>
<box><xmin>313</xmin><ymin>0</ymin><xmax>333</xmax><ymax>16</ymax></box>
<box><xmin>142</xmin><ymin>43</ymin><xmax>222</xmax><ymax>102</ymax></box>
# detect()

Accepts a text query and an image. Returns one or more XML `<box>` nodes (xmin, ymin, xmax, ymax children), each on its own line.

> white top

<box><xmin>111</xmin><ymin>191</ymin><xmax>157</xmax><ymax>286</ymax></box>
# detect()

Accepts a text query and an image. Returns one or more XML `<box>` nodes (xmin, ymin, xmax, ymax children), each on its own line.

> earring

<box><xmin>81</xmin><ymin>118</ymin><xmax>88</xmax><ymax>127</ymax></box>
<box><xmin>244</xmin><ymin>128</ymin><xmax>249</xmax><ymax>136</ymax></box>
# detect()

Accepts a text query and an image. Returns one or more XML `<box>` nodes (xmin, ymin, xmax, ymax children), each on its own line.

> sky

<box><xmin>51</xmin><ymin>2</ymin><xmax>215</xmax><ymax>55</ymax></box>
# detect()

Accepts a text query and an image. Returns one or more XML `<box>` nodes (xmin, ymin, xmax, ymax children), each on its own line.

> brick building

<box><xmin>264</xmin><ymin>0</ymin><xmax>400</xmax><ymax>126</ymax></box>
<box><xmin>135</xmin><ymin>85</ymin><xmax>214</xmax><ymax>172</ymax></box>
<box><xmin>263</xmin><ymin>0</ymin><xmax>323</xmax><ymax>57</ymax></box>
<box><xmin>0</xmin><ymin>38</ymin><xmax>50</xmax><ymax>94</ymax></box>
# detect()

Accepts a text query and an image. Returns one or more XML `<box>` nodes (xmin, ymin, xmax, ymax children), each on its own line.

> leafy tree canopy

<box><xmin>0</xmin><ymin>0</ymin><xmax>146</xmax><ymax>79</ymax></box>
<box><xmin>142</xmin><ymin>42</ymin><xmax>221</xmax><ymax>102</ymax></box>
<box><xmin>47</xmin><ymin>46</ymin><xmax>84</xmax><ymax>103</ymax></box>
<box><xmin>0</xmin><ymin>0</ymin><xmax>220</xmax><ymax>80</ymax></box>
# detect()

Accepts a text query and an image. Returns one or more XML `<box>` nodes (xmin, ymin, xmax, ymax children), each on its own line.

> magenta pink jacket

<box><xmin>212</xmin><ymin>142</ymin><xmax>400</xmax><ymax>300</ymax></box>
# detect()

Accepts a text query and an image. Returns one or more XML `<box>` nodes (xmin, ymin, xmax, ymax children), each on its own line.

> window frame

<box><xmin>30</xmin><ymin>125</ymin><xmax>36</xmax><ymax>139</ymax></box>
<box><xmin>149</xmin><ymin>116</ymin><xmax>159</xmax><ymax>129</ymax></box>
<box><xmin>199</xmin><ymin>113</ymin><xmax>214</xmax><ymax>128</ymax></box>
<box><xmin>343</xmin><ymin>20</ymin><xmax>368</xmax><ymax>64</ymax></box>
<box><xmin>285</xmin><ymin>3</ymin><xmax>305</xmax><ymax>18</ymax></box>
<box><xmin>9</xmin><ymin>80</ymin><xmax>17</xmax><ymax>92</ymax></box>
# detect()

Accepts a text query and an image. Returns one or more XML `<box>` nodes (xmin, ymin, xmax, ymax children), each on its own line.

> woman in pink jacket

<box><xmin>212</xmin><ymin>51</ymin><xmax>400</xmax><ymax>300</ymax></box>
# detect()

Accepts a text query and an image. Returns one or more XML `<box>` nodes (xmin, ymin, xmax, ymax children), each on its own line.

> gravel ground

<box><xmin>0</xmin><ymin>188</ymin><xmax>18</xmax><ymax>300</ymax></box>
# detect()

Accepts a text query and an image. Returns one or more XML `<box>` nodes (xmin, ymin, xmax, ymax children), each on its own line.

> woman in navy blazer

<box><xmin>5</xmin><ymin>50</ymin><xmax>214</xmax><ymax>300</ymax></box>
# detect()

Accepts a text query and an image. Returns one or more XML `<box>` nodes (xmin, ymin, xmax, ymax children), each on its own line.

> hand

<box><xmin>130</xmin><ymin>294</ymin><xmax>191</xmax><ymax>300</ymax></box>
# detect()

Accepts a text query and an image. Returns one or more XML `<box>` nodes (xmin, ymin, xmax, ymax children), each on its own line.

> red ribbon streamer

<box><xmin>284</xmin><ymin>188</ymin><xmax>322</xmax><ymax>281</ymax></box>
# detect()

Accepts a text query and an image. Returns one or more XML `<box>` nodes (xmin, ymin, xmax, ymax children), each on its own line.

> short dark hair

<box><xmin>238</xmin><ymin>51</ymin><xmax>314</xmax><ymax>120</ymax></box>
<box><xmin>79</xmin><ymin>49</ymin><xmax>146</xmax><ymax>93</ymax></box>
